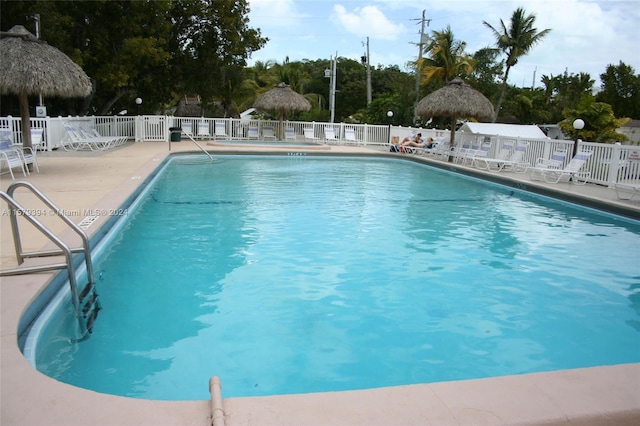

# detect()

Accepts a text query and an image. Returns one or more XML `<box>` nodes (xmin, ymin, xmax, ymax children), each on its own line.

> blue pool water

<box><xmin>32</xmin><ymin>155</ymin><xmax>640</xmax><ymax>400</ymax></box>
<box><xmin>214</xmin><ymin>140</ymin><xmax>318</xmax><ymax>146</ymax></box>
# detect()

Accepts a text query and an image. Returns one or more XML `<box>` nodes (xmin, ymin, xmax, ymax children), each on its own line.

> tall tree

<box><xmin>598</xmin><ymin>61</ymin><xmax>640</xmax><ymax>119</ymax></box>
<box><xmin>483</xmin><ymin>7</ymin><xmax>551</xmax><ymax>122</ymax></box>
<box><xmin>171</xmin><ymin>0</ymin><xmax>266</xmax><ymax>117</ymax></box>
<box><xmin>540</xmin><ymin>71</ymin><xmax>595</xmax><ymax>123</ymax></box>
<box><xmin>419</xmin><ymin>26</ymin><xmax>474</xmax><ymax>86</ymax></box>
<box><xmin>467</xmin><ymin>47</ymin><xmax>502</xmax><ymax>107</ymax></box>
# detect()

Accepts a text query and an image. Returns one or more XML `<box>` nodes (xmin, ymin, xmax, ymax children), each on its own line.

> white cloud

<box><xmin>246</xmin><ymin>0</ymin><xmax>640</xmax><ymax>83</ymax></box>
<box><xmin>332</xmin><ymin>5</ymin><xmax>406</xmax><ymax>40</ymax></box>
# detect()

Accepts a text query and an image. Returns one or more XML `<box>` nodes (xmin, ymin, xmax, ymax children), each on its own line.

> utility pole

<box><xmin>328</xmin><ymin>53</ymin><xmax>337</xmax><ymax>123</ymax></box>
<box><xmin>365</xmin><ymin>37</ymin><xmax>372</xmax><ymax>105</ymax></box>
<box><xmin>413</xmin><ymin>10</ymin><xmax>430</xmax><ymax>125</ymax></box>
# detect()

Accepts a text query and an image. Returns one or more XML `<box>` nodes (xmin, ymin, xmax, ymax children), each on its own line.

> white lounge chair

<box><xmin>344</xmin><ymin>127</ymin><xmax>360</xmax><ymax>145</ymax></box>
<box><xmin>415</xmin><ymin>138</ymin><xmax>450</xmax><ymax>158</ymax></box>
<box><xmin>214</xmin><ymin>121</ymin><xmax>228</xmax><ymax>139</ymax></box>
<box><xmin>304</xmin><ymin>128</ymin><xmax>320</xmax><ymax>142</ymax></box>
<box><xmin>197</xmin><ymin>121</ymin><xmax>211</xmax><ymax>139</ymax></box>
<box><xmin>324</xmin><ymin>126</ymin><xmax>338</xmax><ymax>144</ymax></box>
<box><xmin>30</xmin><ymin>128</ymin><xmax>45</xmax><ymax>150</ymax></box>
<box><xmin>181</xmin><ymin>122</ymin><xmax>193</xmax><ymax>137</ymax></box>
<box><xmin>0</xmin><ymin>129</ymin><xmax>27</xmax><ymax>179</ymax></box>
<box><xmin>452</xmin><ymin>141</ymin><xmax>472</xmax><ymax>163</ymax></box>
<box><xmin>285</xmin><ymin>127</ymin><xmax>296</xmax><ymax>141</ymax></box>
<box><xmin>262</xmin><ymin>126</ymin><xmax>276</xmax><ymax>140</ymax></box>
<box><xmin>62</xmin><ymin>124</ymin><xmax>112</xmax><ymax>151</ymax></box>
<box><xmin>474</xmin><ymin>142</ymin><xmax>514</xmax><ymax>171</ymax></box>
<box><xmin>456</xmin><ymin>142</ymin><xmax>481</xmax><ymax>165</ymax></box>
<box><xmin>85</xmin><ymin>124</ymin><xmax>127</xmax><ymax>146</ymax></box>
<box><xmin>533</xmin><ymin>150</ymin><xmax>593</xmax><ymax>184</ymax></box>
<box><xmin>247</xmin><ymin>126</ymin><xmax>259</xmax><ymax>139</ymax></box>
<box><xmin>530</xmin><ymin>150</ymin><xmax>568</xmax><ymax>181</ymax></box>
<box><xmin>500</xmin><ymin>143</ymin><xmax>529</xmax><ymax>173</ymax></box>
<box><xmin>477</xmin><ymin>142</ymin><xmax>529</xmax><ymax>173</ymax></box>
<box><xmin>614</xmin><ymin>182</ymin><xmax>640</xmax><ymax>200</ymax></box>
<box><xmin>469</xmin><ymin>143</ymin><xmax>492</xmax><ymax>167</ymax></box>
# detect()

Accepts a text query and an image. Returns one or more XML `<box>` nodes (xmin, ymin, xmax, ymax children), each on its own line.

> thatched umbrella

<box><xmin>253</xmin><ymin>82</ymin><xmax>310</xmax><ymax>139</ymax></box>
<box><xmin>416</xmin><ymin>77</ymin><xmax>494</xmax><ymax>162</ymax></box>
<box><xmin>0</xmin><ymin>25</ymin><xmax>92</xmax><ymax>150</ymax></box>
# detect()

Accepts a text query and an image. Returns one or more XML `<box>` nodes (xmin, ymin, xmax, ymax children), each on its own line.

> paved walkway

<box><xmin>1</xmin><ymin>141</ymin><xmax>639</xmax><ymax>426</ymax></box>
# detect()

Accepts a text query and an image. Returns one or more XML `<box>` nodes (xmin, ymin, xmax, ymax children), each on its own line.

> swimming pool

<box><xmin>28</xmin><ymin>155</ymin><xmax>640</xmax><ymax>401</ymax></box>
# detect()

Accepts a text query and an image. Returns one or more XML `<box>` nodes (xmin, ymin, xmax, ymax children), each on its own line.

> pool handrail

<box><xmin>0</xmin><ymin>181</ymin><xmax>99</xmax><ymax>340</ymax></box>
<box><xmin>172</xmin><ymin>129</ymin><xmax>214</xmax><ymax>161</ymax></box>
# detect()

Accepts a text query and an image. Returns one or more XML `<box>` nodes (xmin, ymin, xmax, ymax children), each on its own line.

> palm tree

<box><xmin>419</xmin><ymin>26</ymin><xmax>474</xmax><ymax>85</ymax></box>
<box><xmin>483</xmin><ymin>7</ymin><xmax>551</xmax><ymax>122</ymax></box>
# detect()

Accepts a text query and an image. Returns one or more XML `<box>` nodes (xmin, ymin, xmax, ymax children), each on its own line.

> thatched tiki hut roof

<box><xmin>0</xmin><ymin>25</ymin><xmax>92</xmax><ymax>149</ymax></box>
<box><xmin>253</xmin><ymin>82</ymin><xmax>310</xmax><ymax>139</ymax></box>
<box><xmin>416</xmin><ymin>77</ymin><xmax>494</xmax><ymax>162</ymax></box>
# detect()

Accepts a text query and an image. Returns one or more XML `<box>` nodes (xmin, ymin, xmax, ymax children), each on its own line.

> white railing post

<box><xmin>607</xmin><ymin>142</ymin><xmax>623</xmax><ymax>187</ymax></box>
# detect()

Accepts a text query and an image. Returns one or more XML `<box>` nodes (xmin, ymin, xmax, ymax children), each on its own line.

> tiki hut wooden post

<box><xmin>253</xmin><ymin>82</ymin><xmax>311</xmax><ymax>139</ymax></box>
<box><xmin>0</xmin><ymin>25</ymin><xmax>92</xmax><ymax>151</ymax></box>
<box><xmin>415</xmin><ymin>78</ymin><xmax>494</xmax><ymax>162</ymax></box>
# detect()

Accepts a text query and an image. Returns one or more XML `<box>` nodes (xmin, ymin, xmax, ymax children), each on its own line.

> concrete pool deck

<box><xmin>1</xmin><ymin>140</ymin><xmax>639</xmax><ymax>425</ymax></box>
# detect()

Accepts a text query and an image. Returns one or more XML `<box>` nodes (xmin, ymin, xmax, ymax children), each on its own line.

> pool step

<box><xmin>79</xmin><ymin>281</ymin><xmax>100</xmax><ymax>334</ymax></box>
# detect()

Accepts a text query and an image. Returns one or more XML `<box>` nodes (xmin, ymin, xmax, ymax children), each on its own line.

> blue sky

<box><xmin>247</xmin><ymin>0</ymin><xmax>640</xmax><ymax>88</ymax></box>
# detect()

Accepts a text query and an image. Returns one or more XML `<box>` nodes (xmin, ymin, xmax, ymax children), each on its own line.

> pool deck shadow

<box><xmin>1</xmin><ymin>141</ymin><xmax>639</xmax><ymax>426</ymax></box>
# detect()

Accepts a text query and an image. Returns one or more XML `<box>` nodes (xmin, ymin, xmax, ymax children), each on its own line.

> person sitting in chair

<box><xmin>400</xmin><ymin>134</ymin><xmax>434</xmax><ymax>148</ymax></box>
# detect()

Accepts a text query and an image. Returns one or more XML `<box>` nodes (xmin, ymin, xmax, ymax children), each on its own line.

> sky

<box><xmin>246</xmin><ymin>0</ymin><xmax>640</xmax><ymax>89</ymax></box>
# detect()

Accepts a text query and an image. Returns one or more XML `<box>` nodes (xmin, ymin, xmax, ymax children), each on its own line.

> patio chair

<box><xmin>62</xmin><ymin>124</ymin><xmax>112</xmax><ymax>151</ymax></box>
<box><xmin>197</xmin><ymin>121</ymin><xmax>211</xmax><ymax>139</ymax></box>
<box><xmin>474</xmin><ymin>142</ymin><xmax>514</xmax><ymax>171</ymax></box>
<box><xmin>181</xmin><ymin>122</ymin><xmax>193</xmax><ymax>137</ymax></box>
<box><xmin>455</xmin><ymin>142</ymin><xmax>481</xmax><ymax>164</ymax></box>
<box><xmin>500</xmin><ymin>143</ymin><xmax>530</xmax><ymax>173</ymax></box>
<box><xmin>614</xmin><ymin>182</ymin><xmax>640</xmax><ymax>200</ymax></box>
<box><xmin>30</xmin><ymin>128</ymin><xmax>45</xmax><ymax>150</ymax></box>
<box><xmin>285</xmin><ymin>127</ymin><xmax>296</xmax><ymax>141</ymax></box>
<box><xmin>12</xmin><ymin>132</ymin><xmax>40</xmax><ymax>174</ymax></box>
<box><xmin>451</xmin><ymin>141</ymin><xmax>472</xmax><ymax>163</ymax></box>
<box><xmin>415</xmin><ymin>138</ymin><xmax>450</xmax><ymax>158</ymax></box>
<box><xmin>85</xmin><ymin>124</ymin><xmax>127</xmax><ymax>146</ymax></box>
<box><xmin>247</xmin><ymin>126</ymin><xmax>259</xmax><ymax>139</ymax></box>
<box><xmin>469</xmin><ymin>143</ymin><xmax>492</xmax><ymax>167</ymax></box>
<box><xmin>0</xmin><ymin>129</ymin><xmax>27</xmax><ymax>179</ymax></box>
<box><xmin>533</xmin><ymin>150</ymin><xmax>593</xmax><ymax>184</ymax></box>
<box><xmin>478</xmin><ymin>143</ymin><xmax>529</xmax><ymax>173</ymax></box>
<box><xmin>530</xmin><ymin>150</ymin><xmax>568</xmax><ymax>181</ymax></box>
<box><xmin>214</xmin><ymin>121</ymin><xmax>228</xmax><ymax>139</ymax></box>
<box><xmin>344</xmin><ymin>127</ymin><xmax>360</xmax><ymax>145</ymax></box>
<box><xmin>304</xmin><ymin>127</ymin><xmax>320</xmax><ymax>142</ymax></box>
<box><xmin>262</xmin><ymin>126</ymin><xmax>276</xmax><ymax>140</ymax></box>
<box><xmin>324</xmin><ymin>126</ymin><xmax>338</xmax><ymax>144</ymax></box>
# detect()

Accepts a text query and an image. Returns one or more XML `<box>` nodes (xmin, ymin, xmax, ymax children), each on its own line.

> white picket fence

<box><xmin>1</xmin><ymin>114</ymin><xmax>638</xmax><ymax>187</ymax></box>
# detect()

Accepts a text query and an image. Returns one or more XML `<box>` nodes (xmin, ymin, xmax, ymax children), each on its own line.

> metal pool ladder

<box><xmin>0</xmin><ymin>181</ymin><xmax>99</xmax><ymax>342</ymax></box>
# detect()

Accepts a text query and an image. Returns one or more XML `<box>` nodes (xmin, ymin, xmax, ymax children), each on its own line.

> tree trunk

<box><xmin>98</xmin><ymin>88</ymin><xmax>128</xmax><ymax>116</ymax></box>
<box><xmin>447</xmin><ymin>115</ymin><xmax>457</xmax><ymax>163</ymax></box>
<box><xmin>19</xmin><ymin>90</ymin><xmax>32</xmax><ymax>150</ymax></box>
<box><xmin>18</xmin><ymin>90</ymin><xmax>34</xmax><ymax>173</ymax></box>
<box><xmin>493</xmin><ymin>66</ymin><xmax>512</xmax><ymax>123</ymax></box>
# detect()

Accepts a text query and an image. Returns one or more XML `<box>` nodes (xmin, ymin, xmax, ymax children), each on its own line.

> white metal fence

<box><xmin>2</xmin><ymin>114</ymin><xmax>638</xmax><ymax>187</ymax></box>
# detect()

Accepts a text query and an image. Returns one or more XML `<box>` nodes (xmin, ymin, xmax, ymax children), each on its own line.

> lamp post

<box><xmin>572</xmin><ymin>118</ymin><xmax>584</xmax><ymax>156</ymax></box>
<box><xmin>387</xmin><ymin>110</ymin><xmax>393</xmax><ymax>143</ymax></box>
<box><xmin>135</xmin><ymin>97</ymin><xmax>143</xmax><ymax>115</ymax></box>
